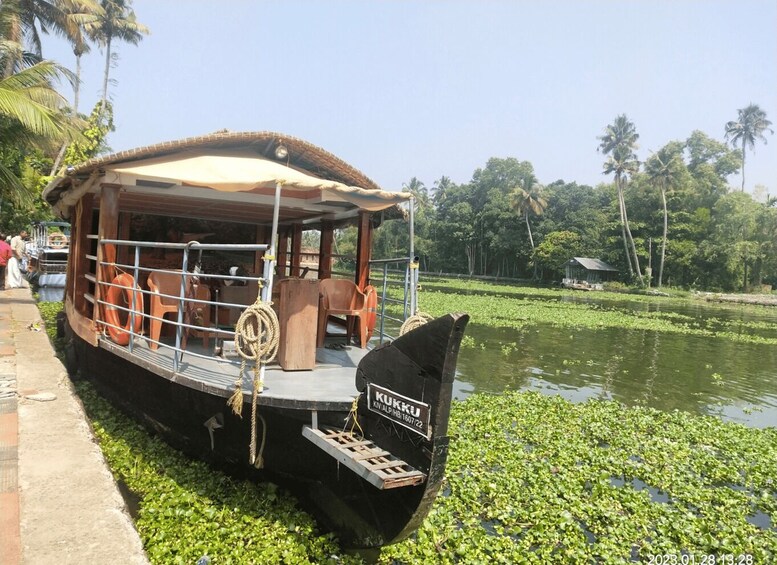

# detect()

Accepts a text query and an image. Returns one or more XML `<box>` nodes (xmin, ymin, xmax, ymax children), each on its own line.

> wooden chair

<box><xmin>147</xmin><ymin>270</ymin><xmax>194</xmax><ymax>351</ymax></box>
<box><xmin>317</xmin><ymin>278</ymin><xmax>370</xmax><ymax>348</ymax></box>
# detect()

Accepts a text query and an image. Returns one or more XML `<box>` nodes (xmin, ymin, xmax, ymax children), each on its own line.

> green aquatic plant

<box><xmin>407</xmin><ymin>280</ymin><xmax>777</xmax><ymax>346</ymax></box>
<box><xmin>76</xmin><ymin>382</ymin><xmax>361</xmax><ymax>564</ymax></box>
<box><xmin>382</xmin><ymin>392</ymin><xmax>777</xmax><ymax>563</ymax></box>
<box><xmin>37</xmin><ymin>289</ymin><xmax>777</xmax><ymax>563</ymax></box>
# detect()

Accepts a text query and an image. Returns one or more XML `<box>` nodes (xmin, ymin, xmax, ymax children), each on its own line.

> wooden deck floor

<box><xmin>100</xmin><ymin>330</ymin><xmax>370</xmax><ymax>411</ymax></box>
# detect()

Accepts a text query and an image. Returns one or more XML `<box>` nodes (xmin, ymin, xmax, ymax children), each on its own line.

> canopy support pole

<box><xmin>262</xmin><ymin>181</ymin><xmax>282</xmax><ymax>302</ymax></box>
<box><xmin>408</xmin><ymin>197</ymin><xmax>417</xmax><ymax>315</ymax></box>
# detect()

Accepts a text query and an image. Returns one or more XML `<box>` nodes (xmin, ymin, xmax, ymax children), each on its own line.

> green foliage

<box><xmin>534</xmin><ymin>230</ymin><xmax>581</xmax><ymax>279</ymax></box>
<box><xmin>62</xmin><ymin>101</ymin><xmax>114</xmax><ymax>169</ymax></box>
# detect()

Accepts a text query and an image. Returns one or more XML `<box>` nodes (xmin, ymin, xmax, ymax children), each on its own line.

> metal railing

<box><xmin>95</xmin><ymin>239</ymin><xmax>268</xmax><ymax>372</ymax></box>
<box><xmin>92</xmin><ymin>238</ymin><xmax>418</xmax><ymax>369</ymax></box>
<box><xmin>369</xmin><ymin>256</ymin><xmax>417</xmax><ymax>344</ymax></box>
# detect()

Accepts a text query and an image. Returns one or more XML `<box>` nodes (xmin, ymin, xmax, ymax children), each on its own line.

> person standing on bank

<box><xmin>0</xmin><ymin>234</ymin><xmax>12</xmax><ymax>289</ymax></box>
<box><xmin>7</xmin><ymin>229</ymin><xmax>28</xmax><ymax>288</ymax></box>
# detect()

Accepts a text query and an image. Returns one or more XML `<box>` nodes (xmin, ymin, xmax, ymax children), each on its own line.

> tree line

<box><xmin>368</xmin><ymin>111</ymin><xmax>774</xmax><ymax>292</ymax></box>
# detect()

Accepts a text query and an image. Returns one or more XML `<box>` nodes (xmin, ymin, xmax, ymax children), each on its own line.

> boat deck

<box><xmin>100</xmin><ymin>330</ymin><xmax>370</xmax><ymax>412</ymax></box>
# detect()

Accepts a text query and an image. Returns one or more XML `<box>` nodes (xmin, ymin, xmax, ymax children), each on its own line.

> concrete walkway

<box><xmin>0</xmin><ymin>287</ymin><xmax>148</xmax><ymax>565</ymax></box>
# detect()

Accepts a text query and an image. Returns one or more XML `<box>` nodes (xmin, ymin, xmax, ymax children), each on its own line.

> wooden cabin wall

<box><xmin>116</xmin><ymin>212</ymin><xmax>132</xmax><ymax>267</ymax></box>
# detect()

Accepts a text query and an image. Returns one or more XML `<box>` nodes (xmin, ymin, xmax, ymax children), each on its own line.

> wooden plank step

<box><xmin>302</xmin><ymin>425</ymin><xmax>426</xmax><ymax>490</ymax></box>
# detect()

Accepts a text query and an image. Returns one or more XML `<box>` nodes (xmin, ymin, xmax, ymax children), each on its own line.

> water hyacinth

<box><xmin>382</xmin><ymin>393</ymin><xmax>777</xmax><ymax>563</ymax></box>
<box><xmin>37</xmin><ymin>294</ymin><xmax>776</xmax><ymax>563</ymax></box>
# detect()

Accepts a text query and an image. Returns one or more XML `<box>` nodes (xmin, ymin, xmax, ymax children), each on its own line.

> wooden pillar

<box><xmin>93</xmin><ymin>185</ymin><xmax>120</xmax><ymax>324</ymax></box>
<box><xmin>276</xmin><ymin>227</ymin><xmax>289</xmax><ymax>278</ymax></box>
<box><xmin>290</xmin><ymin>224</ymin><xmax>302</xmax><ymax>277</ymax></box>
<box><xmin>355</xmin><ymin>212</ymin><xmax>373</xmax><ymax>290</ymax></box>
<box><xmin>72</xmin><ymin>195</ymin><xmax>94</xmax><ymax>315</ymax></box>
<box><xmin>318</xmin><ymin>221</ymin><xmax>334</xmax><ymax>280</ymax></box>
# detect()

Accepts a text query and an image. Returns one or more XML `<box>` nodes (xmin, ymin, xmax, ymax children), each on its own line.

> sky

<box><xmin>43</xmin><ymin>0</ymin><xmax>777</xmax><ymax>196</ymax></box>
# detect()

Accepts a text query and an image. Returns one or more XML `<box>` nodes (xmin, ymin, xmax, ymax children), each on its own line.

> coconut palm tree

<box><xmin>49</xmin><ymin>0</ymin><xmax>104</xmax><ymax>175</ymax></box>
<box><xmin>509</xmin><ymin>178</ymin><xmax>547</xmax><ymax>251</ymax></box>
<box><xmin>84</xmin><ymin>0</ymin><xmax>148</xmax><ymax>118</ymax></box>
<box><xmin>0</xmin><ymin>58</ymin><xmax>81</xmax><ymax>205</ymax></box>
<box><xmin>645</xmin><ymin>142</ymin><xmax>685</xmax><ymax>287</ymax></box>
<box><xmin>402</xmin><ymin>176</ymin><xmax>430</xmax><ymax>211</ymax></box>
<box><xmin>1</xmin><ymin>0</ymin><xmax>100</xmax><ymax>76</ymax></box>
<box><xmin>598</xmin><ymin>114</ymin><xmax>642</xmax><ymax>283</ymax></box>
<box><xmin>725</xmin><ymin>104</ymin><xmax>774</xmax><ymax>192</ymax></box>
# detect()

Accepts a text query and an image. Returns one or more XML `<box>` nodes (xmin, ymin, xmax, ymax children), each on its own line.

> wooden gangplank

<box><xmin>302</xmin><ymin>426</ymin><xmax>426</xmax><ymax>490</ymax></box>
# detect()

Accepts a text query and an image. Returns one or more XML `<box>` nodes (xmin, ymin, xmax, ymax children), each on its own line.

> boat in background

<box><xmin>26</xmin><ymin>221</ymin><xmax>70</xmax><ymax>301</ymax></box>
<box><xmin>42</xmin><ymin>131</ymin><xmax>469</xmax><ymax>548</ymax></box>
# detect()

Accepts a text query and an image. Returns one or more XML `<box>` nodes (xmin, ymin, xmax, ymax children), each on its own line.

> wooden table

<box><xmin>275</xmin><ymin>278</ymin><xmax>320</xmax><ymax>370</ymax></box>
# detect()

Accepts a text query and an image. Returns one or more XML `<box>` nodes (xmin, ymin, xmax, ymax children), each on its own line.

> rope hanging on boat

<box><xmin>400</xmin><ymin>260</ymin><xmax>434</xmax><ymax>336</ymax></box>
<box><xmin>226</xmin><ymin>291</ymin><xmax>279</xmax><ymax>465</ymax></box>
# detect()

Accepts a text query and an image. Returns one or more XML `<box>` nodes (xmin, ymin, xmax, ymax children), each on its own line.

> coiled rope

<box><xmin>227</xmin><ymin>293</ymin><xmax>280</xmax><ymax>466</ymax></box>
<box><xmin>399</xmin><ymin>260</ymin><xmax>434</xmax><ymax>336</ymax></box>
<box><xmin>400</xmin><ymin>311</ymin><xmax>434</xmax><ymax>335</ymax></box>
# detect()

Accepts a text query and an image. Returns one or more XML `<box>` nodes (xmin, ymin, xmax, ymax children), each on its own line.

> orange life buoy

<box><xmin>363</xmin><ymin>285</ymin><xmax>378</xmax><ymax>341</ymax></box>
<box><xmin>47</xmin><ymin>232</ymin><xmax>68</xmax><ymax>249</ymax></box>
<box><xmin>104</xmin><ymin>273</ymin><xmax>144</xmax><ymax>345</ymax></box>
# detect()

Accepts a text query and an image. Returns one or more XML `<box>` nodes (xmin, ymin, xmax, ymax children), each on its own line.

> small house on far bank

<box><xmin>562</xmin><ymin>257</ymin><xmax>619</xmax><ymax>290</ymax></box>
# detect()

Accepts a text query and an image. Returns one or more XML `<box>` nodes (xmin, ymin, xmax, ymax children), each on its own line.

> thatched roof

<box><xmin>49</xmin><ymin>130</ymin><xmax>380</xmax><ymax>192</ymax></box>
<box><xmin>43</xmin><ymin>131</ymin><xmax>409</xmax><ymax>226</ymax></box>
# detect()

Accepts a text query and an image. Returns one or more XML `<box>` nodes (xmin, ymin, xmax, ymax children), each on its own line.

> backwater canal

<box><xmin>451</xmin><ymin>294</ymin><xmax>777</xmax><ymax>428</ymax></box>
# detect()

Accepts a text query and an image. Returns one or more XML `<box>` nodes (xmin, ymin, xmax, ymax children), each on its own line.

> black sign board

<box><xmin>366</xmin><ymin>383</ymin><xmax>431</xmax><ymax>439</ymax></box>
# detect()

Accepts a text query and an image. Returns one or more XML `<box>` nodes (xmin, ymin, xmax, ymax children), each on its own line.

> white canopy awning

<box><xmin>104</xmin><ymin>150</ymin><xmax>410</xmax><ymax>212</ymax></box>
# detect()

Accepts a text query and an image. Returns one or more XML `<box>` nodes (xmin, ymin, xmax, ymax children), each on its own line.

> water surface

<box><xmin>453</xmin><ymin>296</ymin><xmax>777</xmax><ymax>428</ymax></box>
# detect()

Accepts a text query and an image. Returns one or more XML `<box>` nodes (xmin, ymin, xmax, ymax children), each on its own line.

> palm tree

<box><xmin>645</xmin><ymin>142</ymin><xmax>684</xmax><ymax>287</ymax></box>
<box><xmin>49</xmin><ymin>0</ymin><xmax>104</xmax><ymax>175</ymax></box>
<box><xmin>509</xmin><ymin>178</ymin><xmax>547</xmax><ymax>251</ymax></box>
<box><xmin>85</xmin><ymin>0</ymin><xmax>148</xmax><ymax>118</ymax></box>
<box><xmin>57</xmin><ymin>0</ymin><xmax>102</xmax><ymax>109</ymax></box>
<box><xmin>0</xmin><ymin>58</ymin><xmax>82</xmax><ymax>206</ymax></box>
<box><xmin>725</xmin><ymin>104</ymin><xmax>774</xmax><ymax>191</ymax></box>
<box><xmin>1</xmin><ymin>0</ymin><xmax>100</xmax><ymax>76</ymax></box>
<box><xmin>598</xmin><ymin>114</ymin><xmax>642</xmax><ymax>283</ymax></box>
<box><xmin>402</xmin><ymin>176</ymin><xmax>429</xmax><ymax>210</ymax></box>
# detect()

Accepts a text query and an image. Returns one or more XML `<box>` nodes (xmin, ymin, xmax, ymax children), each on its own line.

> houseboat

<box><xmin>42</xmin><ymin>131</ymin><xmax>469</xmax><ymax>548</ymax></box>
<box><xmin>25</xmin><ymin>221</ymin><xmax>70</xmax><ymax>287</ymax></box>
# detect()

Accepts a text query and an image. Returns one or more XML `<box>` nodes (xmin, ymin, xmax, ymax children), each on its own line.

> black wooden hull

<box><xmin>68</xmin><ymin>313</ymin><xmax>469</xmax><ymax>548</ymax></box>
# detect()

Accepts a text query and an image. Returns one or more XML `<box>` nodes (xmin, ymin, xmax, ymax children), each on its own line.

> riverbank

<box><xmin>699</xmin><ymin>292</ymin><xmax>777</xmax><ymax>307</ymax></box>
<box><xmin>0</xmin><ymin>288</ymin><xmax>147</xmax><ymax>565</ymax></box>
